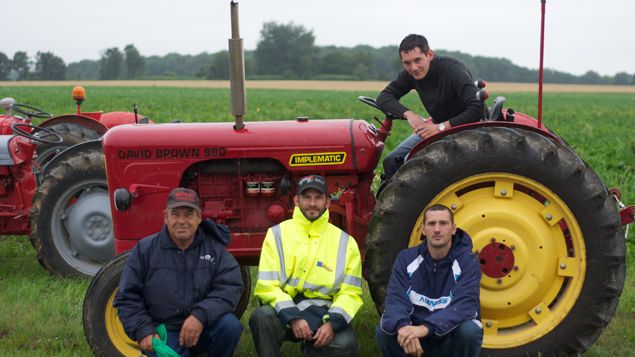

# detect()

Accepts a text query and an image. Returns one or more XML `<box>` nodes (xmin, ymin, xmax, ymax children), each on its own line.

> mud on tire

<box><xmin>34</xmin><ymin>122</ymin><xmax>101</xmax><ymax>167</ymax></box>
<box><xmin>83</xmin><ymin>252</ymin><xmax>252</xmax><ymax>357</ymax></box>
<box><xmin>30</xmin><ymin>148</ymin><xmax>111</xmax><ymax>278</ymax></box>
<box><xmin>365</xmin><ymin>127</ymin><xmax>625</xmax><ymax>356</ymax></box>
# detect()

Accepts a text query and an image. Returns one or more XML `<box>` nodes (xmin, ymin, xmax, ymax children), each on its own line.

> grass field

<box><xmin>0</xmin><ymin>84</ymin><xmax>633</xmax><ymax>356</ymax></box>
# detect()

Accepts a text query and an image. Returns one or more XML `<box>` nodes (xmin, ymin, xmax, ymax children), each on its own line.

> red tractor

<box><xmin>0</xmin><ymin>88</ymin><xmax>144</xmax><ymax>278</ymax></box>
<box><xmin>79</xmin><ymin>2</ymin><xmax>633</xmax><ymax>356</ymax></box>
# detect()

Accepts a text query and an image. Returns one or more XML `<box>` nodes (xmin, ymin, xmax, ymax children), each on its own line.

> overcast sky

<box><xmin>5</xmin><ymin>0</ymin><xmax>634</xmax><ymax>76</ymax></box>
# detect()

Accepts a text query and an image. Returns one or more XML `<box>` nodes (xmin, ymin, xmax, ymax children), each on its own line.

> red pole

<box><xmin>537</xmin><ymin>0</ymin><xmax>546</xmax><ymax>128</ymax></box>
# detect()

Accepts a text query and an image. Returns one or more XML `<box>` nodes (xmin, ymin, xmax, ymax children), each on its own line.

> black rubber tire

<box><xmin>30</xmin><ymin>149</ymin><xmax>111</xmax><ymax>278</ymax></box>
<box><xmin>34</xmin><ymin>122</ymin><xmax>101</xmax><ymax>167</ymax></box>
<box><xmin>365</xmin><ymin>127</ymin><xmax>625</xmax><ymax>356</ymax></box>
<box><xmin>83</xmin><ymin>252</ymin><xmax>252</xmax><ymax>356</ymax></box>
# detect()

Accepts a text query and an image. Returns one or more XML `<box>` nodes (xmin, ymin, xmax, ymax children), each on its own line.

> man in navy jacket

<box><xmin>115</xmin><ymin>188</ymin><xmax>243</xmax><ymax>357</ymax></box>
<box><xmin>376</xmin><ymin>204</ymin><xmax>482</xmax><ymax>357</ymax></box>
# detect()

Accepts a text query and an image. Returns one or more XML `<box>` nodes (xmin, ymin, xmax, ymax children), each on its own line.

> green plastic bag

<box><xmin>151</xmin><ymin>324</ymin><xmax>181</xmax><ymax>357</ymax></box>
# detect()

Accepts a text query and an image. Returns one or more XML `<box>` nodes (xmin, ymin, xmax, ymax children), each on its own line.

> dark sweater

<box><xmin>377</xmin><ymin>56</ymin><xmax>481</xmax><ymax>127</ymax></box>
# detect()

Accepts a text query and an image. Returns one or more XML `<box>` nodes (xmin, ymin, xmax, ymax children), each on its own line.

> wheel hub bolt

<box><xmin>490</xmin><ymin>237</ymin><xmax>496</xmax><ymax>243</ymax></box>
<box><xmin>485</xmin><ymin>322</ymin><xmax>492</xmax><ymax>328</ymax></box>
<box><xmin>560</xmin><ymin>263</ymin><xmax>567</xmax><ymax>269</ymax></box>
<box><xmin>450</xmin><ymin>204</ymin><xmax>457</xmax><ymax>210</ymax></box>
<box><xmin>535</xmin><ymin>308</ymin><xmax>542</xmax><ymax>314</ymax></box>
<box><xmin>513</xmin><ymin>265</ymin><xmax>519</xmax><ymax>271</ymax></box>
<box><xmin>500</xmin><ymin>189</ymin><xmax>507</xmax><ymax>196</ymax></box>
<box><xmin>496</xmin><ymin>278</ymin><xmax>502</xmax><ymax>284</ymax></box>
<box><xmin>509</xmin><ymin>245</ymin><xmax>515</xmax><ymax>251</ymax></box>
<box><xmin>546</xmin><ymin>214</ymin><xmax>553</xmax><ymax>221</ymax></box>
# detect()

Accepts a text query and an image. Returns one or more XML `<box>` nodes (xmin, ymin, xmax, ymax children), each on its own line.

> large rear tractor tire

<box><xmin>83</xmin><ymin>252</ymin><xmax>252</xmax><ymax>356</ymax></box>
<box><xmin>365</xmin><ymin>127</ymin><xmax>625</xmax><ymax>356</ymax></box>
<box><xmin>34</xmin><ymin>122</ymin><xmax>101</xmax><ymax>167</ymax></box>
<box><xmin>30</xmin><ymin>148</ymin><xmax>112</xmax><ymax>278</ymax></box>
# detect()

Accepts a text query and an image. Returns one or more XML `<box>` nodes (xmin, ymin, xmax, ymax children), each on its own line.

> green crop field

<box><xmin>0</xmin><ymin>85</ymin><xmax>633</xmax><ymax>356</ymax></box>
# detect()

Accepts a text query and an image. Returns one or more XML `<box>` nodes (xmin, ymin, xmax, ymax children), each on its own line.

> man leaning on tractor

<box><xmin>378</xmin><ymin>33</ymin><xmax>481</xmax><ymax>181</ymax></box>
<box><xmin>249</xmin><ymin>174</ymin><xmax>364</xmax><ymax>356</ymax></box>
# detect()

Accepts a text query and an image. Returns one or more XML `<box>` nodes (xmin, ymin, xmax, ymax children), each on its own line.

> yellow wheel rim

<box><xmin>105</xmin><ymin>288</ymin><xmax>142</xmax><ymax>356</ymax></box>
<box><xmin>408</xmin><ymin>173</ymin><xmax>586</xmax><ymax>349</ymax></box>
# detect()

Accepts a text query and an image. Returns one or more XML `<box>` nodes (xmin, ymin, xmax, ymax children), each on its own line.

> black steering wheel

<box><xmin>11</xmin><ymin>123</ymin><xmax>64</xmax><ymax>144</ymax></box>
<box><xmin>10</xmin><ymin>103</ymin><xmax>53</xmax><ymax>119</ymax></box>
<box><xmin>357</xmin><ymin>96</ymin><xmax>399</xmax><ymax>120</ymax></box>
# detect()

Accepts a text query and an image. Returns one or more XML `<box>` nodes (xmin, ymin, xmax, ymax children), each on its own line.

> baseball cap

<box><xmin>166</xmin><ymin>188</ymin><xmax>200</xmax><ymax>210</ymax></box>
<box><xmin>298</xmin><ymin>175</ymin><xmax>327</xmax><ymax>194</ymax></box>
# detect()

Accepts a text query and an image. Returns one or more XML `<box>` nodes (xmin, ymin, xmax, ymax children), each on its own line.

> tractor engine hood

<box><xmin>102</xmin><ymin>117</ymin><xmax>383</xmax><ymax>188</ymax></box>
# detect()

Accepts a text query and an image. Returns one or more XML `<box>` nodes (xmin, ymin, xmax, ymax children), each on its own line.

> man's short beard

<box><xmin>302</xmin><ymin>207</ymin><xmax>326</xmax><ymax>221</ymax></box>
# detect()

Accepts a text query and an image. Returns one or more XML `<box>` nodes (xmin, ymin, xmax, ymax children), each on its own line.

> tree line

<box><xmin>2</xmin><ymin>22</ymin><xmax>634</xmax><ymax>85</ymax></box>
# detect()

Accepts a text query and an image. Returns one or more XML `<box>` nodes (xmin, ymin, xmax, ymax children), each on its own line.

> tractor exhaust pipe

<box><xmin>537</xmin><ymin>0</ymin><xmax>546</xmax><ymax>128</ymax></box>
<box><xmin>229</xmin><ymin>1</ymin><xmax>246</xmax><ymax>130</ymax></box>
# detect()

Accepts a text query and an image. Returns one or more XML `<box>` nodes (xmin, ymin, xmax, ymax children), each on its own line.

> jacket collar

<box><xmin>292</xmin><ymin>206</ymin><xmax>330</xmax><ymax>236</ymax></box>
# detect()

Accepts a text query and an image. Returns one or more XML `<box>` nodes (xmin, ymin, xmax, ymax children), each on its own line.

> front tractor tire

<box><xmin>365</xmin><ymin>127</ymin><xmax>625</xmax><ymax>356</ymax></box>
<box><xmin>30</xmin><ymin>148</ymin><xmax>112</xmax><ymax>278</ymax></box>
<box><xmin>83</xmin><ymin>252</ymin><xmax>252</xmax><ymax>357</ymax></box>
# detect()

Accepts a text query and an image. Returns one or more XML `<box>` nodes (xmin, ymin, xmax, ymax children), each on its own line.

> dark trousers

<box><xmin>249</xmin><ymin>305</ymin><xmax>359</xmax><ymax>357</ymax></box>
<box><xmin>375</xmin><ymin>320</ymin><xmax>482</xmax><ymax>357</ymax></box>
<box><xmin>146</xmin><ymin>313</ymin><xmax>242</xmax><ymax>357</ymax></box>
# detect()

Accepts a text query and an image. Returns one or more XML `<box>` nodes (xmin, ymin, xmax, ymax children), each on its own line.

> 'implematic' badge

<box><xmin>289</xmin><ymin>152</ymin><xmax>346</xmax><ymax>167</ymax></box>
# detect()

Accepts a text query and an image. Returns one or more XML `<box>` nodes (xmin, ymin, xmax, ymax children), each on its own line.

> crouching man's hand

<box><xmin>180</xmin><ymin>315</ymin><xmax>204</xmax><ymax>347</ymax></box>
<box><xmin>313</xmin><ymin>321</ymin><xmax>334</xmax><ymax>348</ymax></box>
<box><xmin>398</xmin><ymin>325</ymin><xmax>429</xmax><ymax>356</ymax></box>
<box><xmin>290</xmin><ymin>318</ymin><xmax>313</xmax><ymax>341</ymax></box>
<box><xmin>139</xmin><ymin>334</ymin><xmax>159</xmax><ymax>352</ymax></box>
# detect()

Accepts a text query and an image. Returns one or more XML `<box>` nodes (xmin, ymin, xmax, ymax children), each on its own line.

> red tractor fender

<box><xmin>39</xmin><ymin>114</ymin><xmax>109</xmax><ymax>135</ymax></box>
<box><xmin>408</xmin><ymin>116</ymin><xmax>561</xmax><ymax>159</ymax></box>
<box><xmin>99</xmin><ymin>111</ymin><xmax>148</xmax><ymax>129</ymax></box>
<box><xmin>39</xmin><ymin>112</ymin><xmax>143</xmax><ymax>135</ymax></box>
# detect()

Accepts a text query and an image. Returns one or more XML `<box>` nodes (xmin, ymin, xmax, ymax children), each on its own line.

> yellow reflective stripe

<box><xmin>329</xmin><ymin>306</ymin><xmax>353</xmax><ymax>323</ymax></box>
<box><xmin>288</xmin><ymin>277</ymin><xmax>301</xmax><ymax>287</ymax></box>
<box><xmin>258</xmin><ymin>271</ymin><xmax>279</xmax><ymax>281</ymax></box>
<box><xmin>332</xmin><ymin>231</ymin><xmax>350</xmax><ymax>291</ymax></box>
<box><xmin>297</xmin><ymin>299</ymin><xmax>332</xmax><ymax>311</ymax></box>
<box><xmin>274</xmin><ymin>300</ymin><xmax>296</xmax><ymax>313</ymax></box>
<box><xmin>343</xmin><ymin>274</ymin><xmax>362</xmax><ymax>287</ymax></box>
<box><xmin>272</xmin><ymin>224</ymin><xmax>288</xmax><ymax>288</ymax></box>
<box><xmin>303</xmin><ymin>282</ymin><xmax>332</xmax><ymax>295</ymax></box>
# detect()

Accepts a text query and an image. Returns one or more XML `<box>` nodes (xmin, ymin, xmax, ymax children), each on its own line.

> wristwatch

<box><xmin>322</xmin><ymin>314</ymin><xmax>331</xmax><ymax>324</ymax></box>
<box><xmin>438</xmin><ymin>122</ymin><xmax>446</xmax><ymax>131</ymax></box>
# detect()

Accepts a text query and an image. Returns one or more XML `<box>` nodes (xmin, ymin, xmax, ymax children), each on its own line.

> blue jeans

<box><xmin>375</xmin><ymin>320</ymin><xmax>483</xmax><ymax>357</ymax></box>
<box><xmin>146</xmin><ymin>313</ymin><xmax>242</xmax><ymax>357</ymax></box>
<box><xmin>383</xmin><ymin>134</ymin><xmax>423</xmax><ymax>180</ymax></box>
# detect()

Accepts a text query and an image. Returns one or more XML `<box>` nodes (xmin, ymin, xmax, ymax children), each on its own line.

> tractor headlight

<box><xmin>113</xmin><ymin>188</ymin><xmax>133</xmax><ymax>211</ymax></box>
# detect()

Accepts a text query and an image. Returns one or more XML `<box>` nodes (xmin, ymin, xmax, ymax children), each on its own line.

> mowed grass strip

<box><xmin>0</xmin><ymin>86</ymin><xmax>633</xmax><ymax>356</ymax></box>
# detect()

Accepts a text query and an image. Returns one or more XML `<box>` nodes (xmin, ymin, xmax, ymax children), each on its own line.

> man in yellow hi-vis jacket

<box><xmin>249</xmin><ymin>174</ymin><xmax>363</xmax><ymax>356</ymax></box>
